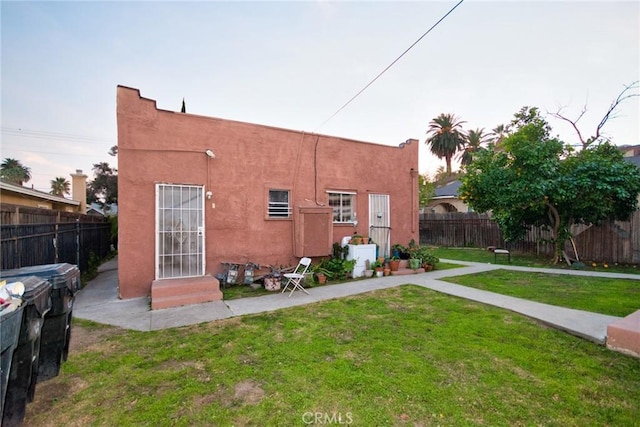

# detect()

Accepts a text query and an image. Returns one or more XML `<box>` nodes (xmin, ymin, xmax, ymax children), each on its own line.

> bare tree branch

<box><xmin>549</xmin><ymin>81</ymin><xmax>638</xmax><ymax>149</ymax></box>
<box><xmin>595</xmin><ymin>81</ymin><xmax>639</xmax><ymax>144</ymax></box>
<box><xmin>549</xmin><ymin>105</ymin><xmax>588</xmax><ymax>147</ymax></box>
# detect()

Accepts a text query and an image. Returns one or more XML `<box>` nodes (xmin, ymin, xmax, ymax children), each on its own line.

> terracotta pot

<box><xmin>316</xmin><ymin>273</ymin><xmax>327</xmax><ymax>284</ymax></box>
<box><xmin>389</xmin><ymin>259</ymin><xmax>401</xmax><ymax>271</ymax></box>
<box><xmin>383</xmin><ymin>268</ymin><xmax>391</xmax><ymax>276</ymax></box>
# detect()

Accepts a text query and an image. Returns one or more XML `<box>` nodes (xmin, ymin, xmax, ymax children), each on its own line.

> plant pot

<box><xmin>351</xmin><ymin>237</ymin><xmax>362</xmax><ymax>245</ymax></box>
<box><xmin>409</xmin><ymin>258</ymin><xmax>421</xmax><ymax>270</ymax></box>
<box><xmin>383</xmin><ymin>268</ymin><xmax>391</xmax><ymax>276</ymax></box>
<box><xmin>316</xmin><ymin>273</ymin><xmax>327</xmax><ymax>285</ymax></box>
<box><xmin>264</xmin><ymin>277</ymin><xmax>282</xmax><ymax>291</ymax></box>
<box><xmin>423</xmin><ymin>264</ymin><xmax>434</xmax><ymax>271</ymax></box>
<box><xmin>375</xmin><ymin>268</ymin><xmax>383</xmax><ymax>277</ymax></box>
<box><xmin>364</xmin><ymin>269</ymin><xmax>374</xmax><ymax>278</ymax></box>
<box><xmin>389</xmin><ymin>259</ymin><xmax>400</xmax><ymax>271</ymax></box>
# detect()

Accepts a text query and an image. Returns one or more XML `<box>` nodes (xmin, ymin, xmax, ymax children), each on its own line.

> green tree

<box><xmin>87</xmin><ymin>162</ymin><xmax>118</xmax><ymax>210</ymax></box>
<box><xmin>1</xmin><ymin>158</ymin><xmax>31</xmax><ymax>185</ymax></box>
<box><xmin>50</xmin><ymin>177</ymin><xmax>71</xmax><ymax>196</ymax></box>
<box><xmin>419</xmin><ymin>174</ymin><xmax>435</xmax><ymax>208</ymax></box>
<box><xmin>460</xmin><ymin>107</ymin><xmax>640</xmax><ymax>264</ymax></box>
<box><xmin>459</xmin><ymin>128</ymin><xmax>490</xmax><ymax>166</ymax></box>
<box><xmin>426</xmin><ymin>113</ymin><xmax>466</xmax><ymax>176</ymax></box>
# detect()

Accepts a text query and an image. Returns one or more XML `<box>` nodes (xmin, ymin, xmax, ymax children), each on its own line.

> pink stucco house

<box><xmin>117</xmin><ymin>86</ymin><xmax>419</xmax><ymax>308</ymax></box>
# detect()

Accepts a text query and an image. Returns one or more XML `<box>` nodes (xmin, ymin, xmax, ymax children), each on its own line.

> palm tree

<box><xmin>490</xmin><ymin>124</ymin><xmax>511</xmax><ymax>149</ymax></box>
<box><xmin>50</xmin><ymin>177</ymin><xmax>71</xmax><ymax>196</ymax></box>
<box><xmin>426</xmin><ymin>113</ymin><xmax>466</xmax><ymax>176</ymax></box>
<box><xmin>459</xmin><ymin>128</ymin><xmax>490</xmax><ymax>166</ymax></box>
<box><xmin>1</xmin><ymin>158</ymin><xmax>31</xmax><ymax>185</ymax></box>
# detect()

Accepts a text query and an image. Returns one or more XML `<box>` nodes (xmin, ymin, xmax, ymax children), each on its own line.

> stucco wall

<box><xmin>117</xmin><ymin>86</ymin><xmax>419</xmax><ymax>298</ymax></box>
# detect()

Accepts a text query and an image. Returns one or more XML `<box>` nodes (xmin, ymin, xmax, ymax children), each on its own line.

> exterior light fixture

<box><xmin>205</xmin><ymin>149</ymin><xmax>215</xmax><ymax>158</ymax></box>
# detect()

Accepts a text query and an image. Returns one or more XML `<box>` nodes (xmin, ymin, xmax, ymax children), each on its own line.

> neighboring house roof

<box><xmin>0</xmin><ymin>180</ymin><xmax>80</xmax><ymax>208</ymax></box>
<box><xmin>624</xmin><ymin>155</ymin><xmax>640</xmax><ymax>168</ymax></box>
<box><xmin>87</xmin><ymin>202</ymin><xmax>118</xmax><ymax>216</ymax></box>
<box><xmin>433</xmin><ymin>181</ymin><xmax>462</xmax><ymax>198</ymax></box>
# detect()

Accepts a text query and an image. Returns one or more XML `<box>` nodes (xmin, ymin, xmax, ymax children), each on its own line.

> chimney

<box><xmin>71</xmin><ymin>169</ymin><xmax>88</xmax><ymax>213</ymax></box>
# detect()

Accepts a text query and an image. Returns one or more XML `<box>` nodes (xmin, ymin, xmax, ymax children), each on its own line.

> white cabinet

<box><xmin>346</xmin><ymin>244</ymin><xmax>377</xmax><ymax>277</ymax></box>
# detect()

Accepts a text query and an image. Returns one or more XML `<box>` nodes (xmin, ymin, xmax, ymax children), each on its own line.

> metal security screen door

<box><xmin>156</xmin><ymin>184</ymin><xmax>205</xmax><ymax>279</ymax></box>
<box><xmin>369</xmin><ymin>194</ymin><xmax>390</xmax><ymax>258</ymax></box>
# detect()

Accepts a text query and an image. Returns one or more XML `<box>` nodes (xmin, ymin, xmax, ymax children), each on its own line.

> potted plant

<box><xmin>342</xmin><ymin>258</ymin><xmax>357</xmax><ymax>278</ymax></box>
<box><xmin>371</xmin><ymin>260</ymin><xmax>384</xmax><ymax>277</ymax></box>
<box><xmin>408</xmin><ymin>256</ymin><xmax>421</xmax><ymax>270</ymax></box>
<box><xmin>389</xmin><ymin>256</ymin><xmax>401</xmax><ymax>272</ymax></box>
<box><xmin>363</xmin><ymin>260</ymin><xmax>374</xmax><ymax>277</ymax></box>
<box><xmin>351</xmin><ymin>234</ymin><xmax>363</xmax><ymax>245</ymax></box>
<box><xmin>312</xmin><ymin>261</ymin><xmax>333</xmax><ymax>285</ymax></box>
<box><xmin>392</xmin><ymin>243</ymin><xmax>410</xmax><ymax>260</ymax></box>
<box><xmin>362</xmin><ymin>235</ymin><xmax>370</xmax><ymax>244</ymax></box>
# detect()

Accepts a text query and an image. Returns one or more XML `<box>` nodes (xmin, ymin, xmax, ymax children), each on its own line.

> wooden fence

<box><xmin>1</xmin><ymin>203</ymin><xmax>112</xmax><ymax>272</ymax></box>
<box><xmin>419</xmin><ymin>211</ymin><xmax>640</xmax><ymax>264</ymax></box>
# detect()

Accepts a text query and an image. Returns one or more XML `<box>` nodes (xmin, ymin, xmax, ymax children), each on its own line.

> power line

<box><xmin>315</xmin><ymin>0</ymin><xmax>465</xmax><ymax>132</ymax></box>
<box><xmin>1</xmin><ymin>127</ymin><xmax>114</xmax><ymax>144</ymax></box>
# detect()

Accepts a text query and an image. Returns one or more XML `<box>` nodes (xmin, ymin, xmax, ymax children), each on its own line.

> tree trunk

<box><xmin>545</xmin><ymin>200</ymin><xmax>562</xmax><ymax>264</ymax></box>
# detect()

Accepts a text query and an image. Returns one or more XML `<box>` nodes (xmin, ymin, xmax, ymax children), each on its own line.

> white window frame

<box><xmin>268</xmin><ymin>189</ymin><xmax>292</xmax><ymax>218</ymax></box>
<box><xmin>327</xmin><ymin>191</ymin><xmax>356</xmax><ymax>223</ymax></box>
<box><xmin>155</xmin><ymin>183</ymin><xmax>205</xmax><ymax>280</ymax></box>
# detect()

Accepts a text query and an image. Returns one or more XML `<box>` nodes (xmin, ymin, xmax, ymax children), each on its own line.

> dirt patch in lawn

<box><xmin>24</xmin><ymin>323</ymin><xmax>124</xmax><ymax>425</ymax></box>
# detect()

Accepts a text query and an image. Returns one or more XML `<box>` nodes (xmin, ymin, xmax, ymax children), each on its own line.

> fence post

<box><xmin>76</xmin><ymin>218</ymin><xmax>80</xmax><ymax>267</ymax></box>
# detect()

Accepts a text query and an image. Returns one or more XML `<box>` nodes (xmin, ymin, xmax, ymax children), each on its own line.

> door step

<box><xmin>151</xmin><ymin>275</ymin><xmax>222</xmax><ymax>310</ymax></box>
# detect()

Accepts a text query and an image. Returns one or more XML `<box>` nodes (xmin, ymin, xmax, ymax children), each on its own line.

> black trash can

<box><xmin>0</xmin><ymin>263</ymin><xmax>81</xmax><ymax>382</ymax></box>
<box><xmin>1</xmin><ymin>299</ymin><xmax>24</xmax><ymax>423</ymax></box>
<box><xmin>1</xmin><ymin>276</ymin><xmax>52</xmax><ymax>427</ymax></box>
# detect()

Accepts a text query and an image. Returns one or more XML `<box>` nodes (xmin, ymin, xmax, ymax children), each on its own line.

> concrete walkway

<box><xmin>74</xmin><ymin>257</ymin><xmax>639</xmax><ymax>344</ymax></box>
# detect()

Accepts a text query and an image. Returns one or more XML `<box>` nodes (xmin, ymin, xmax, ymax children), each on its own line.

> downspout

<box><xmin>410</xmin><ymin>168</ymin><xmax>418</xmax><ymax>234</ymax></box>
<box><xmin>291</xmin><ymin>131</ymin><xmax>306</xmax><ymax>255</ymax></box>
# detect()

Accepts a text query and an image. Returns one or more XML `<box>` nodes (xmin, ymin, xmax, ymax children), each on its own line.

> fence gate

<box><xmin>369</xmin><ymin>194</ymin><xmax>390</xmax><ymax>258</ymax></box>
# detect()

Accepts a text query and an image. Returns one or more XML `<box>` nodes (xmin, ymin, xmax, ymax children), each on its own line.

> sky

<box><xmin>1</xmin><ymin>0</ymin><xmax>638</xmax><ymax>194</ymax></box>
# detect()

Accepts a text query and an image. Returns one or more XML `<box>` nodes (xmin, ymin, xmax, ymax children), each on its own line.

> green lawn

<box><xmin>432</xmin><ymin>247</ymin><xmax>640</xmax><ymax>274</ymax></box>
<box><xmin>26</xmin><ymin>286</ymin><xmax>640</xmax><ymax>426</ymax></box>
<box><xmin>441</xmin><ymin>269</ymin><xmax>640</xmax><ymax>317</ymax></box>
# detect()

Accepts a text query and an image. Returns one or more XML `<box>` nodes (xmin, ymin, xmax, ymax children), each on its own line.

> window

<box><xmin>268</xmin><ymin>189</ymin><xmax>291</xmax><ymax>218</ymax></box>
<box><xmin>156</xmin><ymin>184</ymin><xmax>205</xmax><ymax>279</ymax></box>
<box><xmin>328</xmin><ymin>192</ymin><xmax>355</xmax><ymax>223</ymax></box>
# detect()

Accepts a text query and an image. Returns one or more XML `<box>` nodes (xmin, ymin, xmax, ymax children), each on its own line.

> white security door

<box><xmin>369</xmin><ymin>194</ymin><xmax>390</xmax><ymax>258</ymax></box>
<box><xmin>156</xmin><ymin>184</ymin><xmax>205</xmax><ymax>279</ymax></box>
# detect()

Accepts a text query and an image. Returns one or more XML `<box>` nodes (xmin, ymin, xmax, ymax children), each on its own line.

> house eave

<box><xmin>0</xmin><ymin>181</ymin><xmax>80</xmax><ymax>206</ymax></box>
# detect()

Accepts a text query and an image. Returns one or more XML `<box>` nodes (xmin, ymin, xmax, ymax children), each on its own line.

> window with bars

<box><xmin>268</xmin><ymin>189</ymin><xmax>291</xmax><ymax>218</ymax></box>
<box><xmin>328</xmin><ymin>192</ymin><xmax>355</xmax><ymax>223</ymax></box>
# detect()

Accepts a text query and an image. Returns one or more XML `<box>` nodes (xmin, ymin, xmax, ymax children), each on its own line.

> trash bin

<box><xmin>0</xmin><ymin>263</ymin><xmax>81</xmax><ymax>382</ymax></box>
<box><xmin>1</xmin><ymin>299</ymin><xmax>24</xmax><ymax>423</ymax></box>
<box><xmin>1</xmin><ymin>276</ymin><xmax>52</xmax><ymax>427</ymax></box>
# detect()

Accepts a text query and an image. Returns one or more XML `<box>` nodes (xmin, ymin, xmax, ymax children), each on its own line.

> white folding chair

<box><xmin>281</xmin><ymin>257</ymin><xmax>312</xmax><ymax>297</ymax></box>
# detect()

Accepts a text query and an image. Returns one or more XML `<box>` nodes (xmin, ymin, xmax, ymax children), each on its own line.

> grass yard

<box><xmin>432</xmin><ymin>247</ymin><xmax>640</xmax><ymax>275</ymax></box>
<box><xmin>26</xmin><ymin>286</ymin><xmax>640</xmax><ymax>426</ymax></box>
<box><xmin>441</xmin><ymin>269</ymin><xmax>640</xmax><ymax>317</ymax></box>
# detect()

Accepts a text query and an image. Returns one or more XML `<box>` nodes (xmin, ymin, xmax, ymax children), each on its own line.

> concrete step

<box><xmin>607</xmin><ymin>310</ymin><xmax>640</xmax><ymax>358</ymax></box>
<box><xmin>151</xmin><ymin>276</ymin><xmax>222</xmax><ymax>310</ymax></box>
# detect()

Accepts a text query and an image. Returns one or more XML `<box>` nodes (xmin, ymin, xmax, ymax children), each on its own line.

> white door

<box><xmin>369</xmin><ymin>194</ymin><xmax>390</xmax><ymax>258</ymax></box>
<box><xmin>155</xmin><ymin>184</ymin><xmax>205</xmax><ymax>279</ymax></box>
